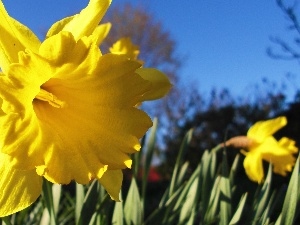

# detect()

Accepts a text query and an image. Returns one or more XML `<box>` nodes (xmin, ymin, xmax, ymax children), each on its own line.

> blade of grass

<box><xmin>1</xmin><ymin>217</ymin><xmax>12</xmax><ymax>225</ymax></box>
<box><xmin>252</xmin><ymin>163</ymin><xmax>273</xmax><ymax>224</ymax></box>
<box><xmin>280</xmin><ymin>154</ymin><xmax>300</xmax><ymax>225</ymax></box>
<box><xmin>229</xmin><ymin>193</ymin><xmax>248</xmax><ymax>225</ymax></box>
<box><xmin>142</xmin><ymin>118</ymin><xmax>158</xmax><ymax>203</ymax></box>
<box><xmin>124</xmin><ymin>178</ymin><xmax>143</xmax><ymax>225</ymax></box>
<box><xmin>77</xmin><ymin>180</ymin><xmax>100</xmax><ymax>225</ymax></box>
<box><xmin>179</xmin><ymin>175</ymin><xmax>199</xmax><ymax>224</ymax></box>
<box><xmin>177</xmin><ymin>161</ymin><xmax>189</xmax><ymax>185</ymax></box>
<box><xmin>275</xmin><ymin>213</ymin><xmax>282</xmax><ymax>225</ymax></box>
<box><xmin>52</xmin><ymin>184</ymin><xmax>61</xmax><ymax>217</ymax></box>
<box><xmin>162</xmin><ymin>185</ymin><xmax>186</xmax><ymax>224</ymax></box>
<box><xmin>112</xmin><ymin>201</ymin><xmax>124</xmax><ymax>225</ymax></box>
<box><xmin>174</xmin><ymin>163</ymin><xmax>201</xmax><ymax>211</ymax></box>
<box><xmin>219</xmin><ymin>150</ymin><xmax>232</xmax><ymax>225</ymax></box>
<box><xmin>75</xmin><ymin>183</ymin><xmax>85</xmax><ymax>224</ymax></box>
<box><xmin>259</xmin><ymin>189</ymin><xmax>278</xmax><ymax>225</ymax></box>
<box><xmin>169</xmin><ymin>129</ymin><xmax>193</xmax><ymax>196</ymax></box>
<box><xmin>229</xmin><ymin>154</ymin><xmax>241</xmax><ymax>186</ymax></box>
<box><xmin>200</xmin><ymin>150</ymin><xmax>217</xmax><ymax>214</ymax></box>
<box><xmin>42</xmin><ymin>179</ymin><xmax>57</xmax><ymax>225</ymax></box>
<box><xmin>203</xmin><ymin>176</ymin><xmax>221</xmax><ymax>224</ymax></box>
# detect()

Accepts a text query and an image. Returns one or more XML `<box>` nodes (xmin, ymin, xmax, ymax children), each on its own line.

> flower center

<box><xmin>35</xmin><ymin>89</ymin><xmax>67</xmax><ymax>108</ymax></box>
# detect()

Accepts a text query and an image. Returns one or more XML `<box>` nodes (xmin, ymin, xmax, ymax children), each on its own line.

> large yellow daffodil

<box><xmin>225</xmin><ymin>117</ymin><xmax>298</xmax><ymax>183</ymax></box>
<box><xmin>0</xmin><ymin>0</ymin><xmax>171</xmax><ymax>217</ymax></box>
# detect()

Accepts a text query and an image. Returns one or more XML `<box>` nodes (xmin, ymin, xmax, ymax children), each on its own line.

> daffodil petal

<box><xmin>47</xmin><ymin>19</ymin><xmax>111</xmax><ymax>47</ymax></box>
<box><xmin>46</xmin><ymin>16</ymin><xmax>74</xmax><ymax>39</ymax></box>
<box><xmin>243</xmin><ymin>151</ymin><xmax>264</xmax><ymax>183</ymax></box>
<box><xmin>278</xmin><ymin>137</ymin><xmax>298</xmax><ymax>154</ymax></box>
<box><xmin>0</xmin><ymin>153</ymin><xmax>42</xmax><ymax>217</ymax></box>
<box><xmin>61</xmin><ymin>0</ymin><xmax>112</xmax><ymax>41</ymax></box>
<box><xmin>109</xmin><ymin>37</ymin><xmax>140</xmax><ymax>60</ymax></box>
<box><xmin>0</xmin><ymin>0</ymin><xmax>40</xmax><ymax>72</ymax></box>
<box><xmin>247</xmin><ymin>116</ymin><xmax>287</xmax><ymax>142</ymax></box>
<box><xmin>98</xmin><ymin>169</ymin><xmax>123</xmax><ymax>201</ymax></box>
<box><xmin>136</xmin><ymin>68</ymin><xmax>172</xmax><ymax>101</ymax></box>
<box><xmin>92</xmin><ymin>23</ymin><xmax>111</xmax><ymax>46</ymax></box>
<box><xmin>257</xmin><ymin>137</ymin><xmax>297</xmax><ymax>177</ymax></box>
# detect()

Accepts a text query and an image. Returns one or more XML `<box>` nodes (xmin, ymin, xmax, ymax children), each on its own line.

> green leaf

<box><xmin>219</xmin><ymin>150</ymin><xmax>232</xmax><ymax>225</ymax></box>
<box><xmin>185</xmin><ymin>208</ymin><xmax>196</xmax><ymax>225</ymax></box>
<box><xmin>275</xmin><ymin>213</ymin><xmax>282</xmax><ymax>225</ymax></box>
<box><xmin>169</xmin><ymin>129</ymin><xmax>193</xmax><ymax>196</ymax></box>
<box><xmin>179</xmin><ymin>174</ymin><xmax>199</xmax><ymax>223</ymax></box>
<box><xmin>158</xmin><ymin>187</ymin><xmax>170</xmax><ymax>208</ymax></box>
<box><xmin>252</xmin><ymin>163</ymin><xmax>273</xmax><ymax>223</ymax></box>
<box><xmin>75</xmin><ymin>183</ymin><xmax>85</xmax><ymax>224</ymax></box>
<box><xmin>203</xmin><ymin>176</ymin><xmax>221</xmax><ymax>224</ymax></box>
<box><xmin>40</xmin><ymin>208</ymin><xmax>51</xmax><ymax>225</ymax></box>
<box><xmin>52</xmin><ymin>184</ymin><xmax>61</xmax><ymax>217</ymax></box>
<box><xmin>1</xmin><ymin>217</ymin><xmax>12</xmax><ymax>225</ymax></box>
<box><xmin>177</xmin><ymin>161</ymin><xmax>190</xmax><ymax>187</ymax></box>
<box><xmin>280</xmin><ymin>154</ymin><xmax>300</xmax><ymax>225</ymax></box>
<box><xmin>112</xmin><ymin>201</ymin><xmax>124</xmax><ymax>225</ymax></box>
<box><xmin>142</xmin><ymin>118</ymin><xmax>158</xmax><ymax>202</ymax></box>
<box><xmin>42</xmin><ymin>179</ymin><xmax>57</xmax><ymax>225</ymax></box>
<box><xmin>259</xmin><ymin>189</ymin><xmax>280</xmax><ymax>225</ymax></box>
<box><xmin>77</xmin><ymin>180</ymin><xmax>100</xmax><ymax>225</ymax></box>
<box><xmin>229</xmin><ymin>154</ymin><xmax>241</xmax><ymax>186</ymax></box>
<box><xmin>174</xmin><ymin>163</ymin><xmax>200</xmax><ymax>211</ymax></box>
<box><xmin>124</xmin><ymin>178</ymin><xmax>143</xmax><ymax>225</ymax></box>
<box><xmin>200</xmin><ymin>150</ymin><xmax>217</xmax><ymax>214</ymax></box>
<box><xmin>229</xmin><ymin>193</ymin><xmax>248</xmax><ymax>224</ymax></box>
<box><xmin>162</xmin><ymin>185</ymin><xmax>186</xmax><ymax>224</ymax></box>
<box><xmin>145</xmin><ymin>185</ymin><xmax>185</xmax><ymax>225</ymax></box>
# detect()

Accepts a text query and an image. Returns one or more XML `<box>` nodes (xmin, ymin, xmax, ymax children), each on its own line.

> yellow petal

<box><xmin>247</xmin><ymin>117</ymin><xmax>287</xmax><ymax>143</ymax></box>
<box><xmin>39</xmin><ymin>31</ymin><xmax>78</xmax><ymax>64</ymax></box>
<box><xmin>91</xmin><ymin>23</ymin><xmax>112</xmax><ymax>46</ymax></box>
<box><xmin>0</xmin><ymin>32</ymin><xmax>152</xmax><ymax>184</ymax></box>
<box><xmin>98</xmin><ymin>170</ymin><xmax>123</xmax><ymax>201</ymax></box>
<box><xmin>110</xmin><ymin>37</ymin><xmax>140</xmax><ymax>60</ymax></box>
<box><xmin>0</xmin><ymin>153</ymin><xmax>42</xmax><ymax>217</ymax></box>
<box><xmin>46</xmin><ymin>16</ymin><xmax>74</xmax><ymax>38</ymax></box>
<box><xmin>136</xmin><ymin>68</ymin><xmax>172</xmax><ymax>101</ymax></box>
<box><xmin>61</xmin><ymin>0</ymin><xmax>112</xmax><ymax>41</ymax></box>
<box><xmin>258</xmin><ymin>137</ymin><xmax>298</xmax><ymax>177</ymax></box>
<box><xmin>0</xmin><ymin>0</ymin><xmax>40</xmax><ymax>72</ymax></box>
<box><xmin>278</xmin><ymin>137</ymin><xmax>298</xmax><ymax>154</ymax></box>
<box><xmin>47</xmin><ymin>18</ymin><xmax>111</xmax><ymax>46</ymax></box>
<box><xmin>243</xmin><ymin>150</ymin><xmax>264</xmax><ymax>183</ymax></box>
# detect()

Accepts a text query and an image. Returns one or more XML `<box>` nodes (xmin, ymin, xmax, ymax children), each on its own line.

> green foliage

<box><xmin>1</xmin><ymin>126</ymin><xmax>300</xmax><ymax>225</ymax></box>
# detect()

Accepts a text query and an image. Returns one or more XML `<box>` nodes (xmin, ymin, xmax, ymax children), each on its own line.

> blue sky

<box><xmin>3</xmin><ymin>0</ymin><xmax>299</xmax><ymax>101</ymax></box>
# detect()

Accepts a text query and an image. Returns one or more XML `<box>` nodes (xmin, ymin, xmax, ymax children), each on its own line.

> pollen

<box><xmin>35</xmin><ymin>89</ymin><xmax>67</xmax><ymax>108</ymax></box>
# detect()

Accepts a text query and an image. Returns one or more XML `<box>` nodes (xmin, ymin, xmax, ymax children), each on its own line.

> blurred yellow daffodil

<box><xmin>0</xmin><ymin>0</ymin><xmax>171</xmax><ymax>217</ymax></box>
<box><xmin>224</xmin><ymin>116</ymin><xmax>298</xmax><ymax>183</ymax></box>
<box><xmin>109</xmin><ymin>37</ymin><xmax>140</xmax><ymax>61</ymax></box>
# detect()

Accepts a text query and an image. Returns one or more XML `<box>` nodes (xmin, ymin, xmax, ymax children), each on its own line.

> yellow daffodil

<box><xmin>0</xmin><ymin>0</ymin><xmax>171</xmax><ymax>217</ymax></box>
<box><xmin>224</xmin><ymin>117</ymin><xmax>298</xmax><ymax>183</ymax></box>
